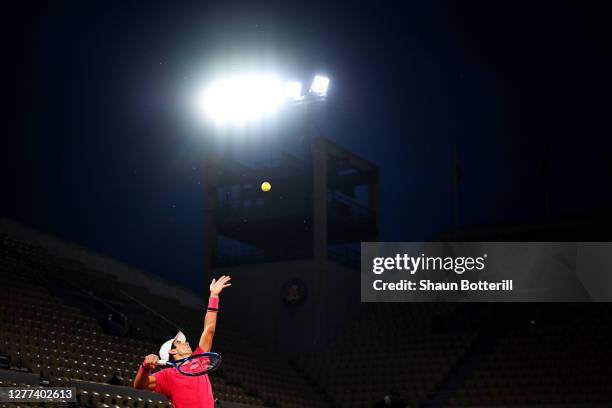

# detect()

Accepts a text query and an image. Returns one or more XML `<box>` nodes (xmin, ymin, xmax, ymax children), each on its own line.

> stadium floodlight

<box><xmin>199</xmin><ymin>75</ymin><xmax>284</xmax><ymax>124</ymax></box>
<box><xmin>284</xmin><ymin>81</ymin><xmax>303</xmax><ymax>101</ymax></box>
<box><xmin>310</xmin><ymin>75</ymin><xmax>330</xmax><ymax>95</ymax></box>
<box><xmin>195</xmin><ymin>73</ymin><xmax>331</xmax><ymax>125</ymax></box>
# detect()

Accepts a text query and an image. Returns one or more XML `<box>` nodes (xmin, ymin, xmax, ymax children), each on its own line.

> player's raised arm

<box><xmin>199</xmin><ymin>275</ymin><xmax>231</xmax><ymax>352</ymax></box>
<box><xmin>133</xmin><ymin>354</ymin><xmax>158</xmax><ymax>391</ymax></box>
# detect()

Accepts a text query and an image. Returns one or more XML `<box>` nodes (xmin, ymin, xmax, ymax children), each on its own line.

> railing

<box><xmin>46</xmin><ymin>273</ymin><xmax>181</xmax><ymax>342</ymax></box>
<box><xmin>46</xmin><ymin>275</ymin><xmax>129</xmax><ymax>336</ymax></box>
<box><xmin>119</xmin><ymin>290</ymin><xmax>182</xmax><ymax>333</ymax></box>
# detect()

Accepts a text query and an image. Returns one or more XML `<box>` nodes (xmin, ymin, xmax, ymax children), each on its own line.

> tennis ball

<box><xmin>261</xmin><ymin>181</ymin><xmax>271</xmax><ymax>192</ymax></box>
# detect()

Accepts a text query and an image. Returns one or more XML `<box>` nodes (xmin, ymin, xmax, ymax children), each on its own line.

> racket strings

<box><xmin>177</xmin><ymin>354</ymin><xmax>221</xmax><ymax>375</ymax></box>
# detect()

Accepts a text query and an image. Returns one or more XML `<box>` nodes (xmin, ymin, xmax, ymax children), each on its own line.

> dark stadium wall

<box><xmin>213</xmin><ymin>258</ymin><xmax>361</xmax><ymax>352</ymax></box>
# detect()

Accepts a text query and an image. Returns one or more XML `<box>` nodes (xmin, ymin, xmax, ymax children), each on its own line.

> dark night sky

<box><xmin>4</xmin><ymin>1</ymin><xmax>611</xmax><ymax>293</ymax></box>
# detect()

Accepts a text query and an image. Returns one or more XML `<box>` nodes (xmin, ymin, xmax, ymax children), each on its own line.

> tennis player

<box><xmin>133</xmin><ymin>275</ymin><xmax>231</xmax><ymax>408</ymax></box>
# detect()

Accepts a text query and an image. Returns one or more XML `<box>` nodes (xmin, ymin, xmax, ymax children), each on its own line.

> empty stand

<box><xmin>448</xmin><ymin>314</ymin><xmax>612</xmax><ymax>407</ymax></box>
<box><xmin>3</xmin><ymin>230</ymin><xmax>611</xmax><ymax>408</ymax></box>
<box><xmin>0</xmin><ymin>233</ymin><xmax>328</xmax><ymax>407</ymax></box>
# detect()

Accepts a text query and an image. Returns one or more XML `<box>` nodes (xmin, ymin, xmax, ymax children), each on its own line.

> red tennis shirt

<box><xmin>153</xmin><ymin>346</ymin><xmax>214</xmax><ymax>408</ymax></box>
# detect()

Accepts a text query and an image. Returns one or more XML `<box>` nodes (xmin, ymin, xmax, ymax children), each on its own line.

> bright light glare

<box><xmin>284</xmin><ymin>81</ymin><xmax>302</xmax><ymax>100</ymax></box>
<box><xmin>310</xmin><ymin>76</ymin><xmax>330</xmax><ymax>95</ymax></box>
<box><xmin>200</xmin><ymin>76</ymin><xmax>284</xmax><ymax>124</ymax></box>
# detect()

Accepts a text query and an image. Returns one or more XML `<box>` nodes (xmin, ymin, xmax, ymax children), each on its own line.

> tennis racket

<box><xmin>157</xmin><ymin>352</ymin><xmax>222</xmax><ymax>376</ymax></box>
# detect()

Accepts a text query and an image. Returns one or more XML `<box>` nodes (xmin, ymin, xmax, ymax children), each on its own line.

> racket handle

<box><xmin>157</xmin><ymin>360</ymin><xmax>168</xmax><ymax>365</ymax></box>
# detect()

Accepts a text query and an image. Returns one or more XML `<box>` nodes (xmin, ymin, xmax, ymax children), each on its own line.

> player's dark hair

<box><xmin>168</xmin><ymin>340</ymin><xmax>177</xmax><ymax>362</ymax></box>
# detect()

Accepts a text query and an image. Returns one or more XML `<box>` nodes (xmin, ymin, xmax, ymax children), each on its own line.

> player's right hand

<box><xmin>143</xmin><ymin>354</ymin><xmax>159</xmax><ymax>370</ymax></box>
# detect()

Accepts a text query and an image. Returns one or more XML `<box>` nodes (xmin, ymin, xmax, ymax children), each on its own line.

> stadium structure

<box><xmin>1</xmin><ymin>138</ymin><xmax>611</xmax><ymax>408</ymax></box>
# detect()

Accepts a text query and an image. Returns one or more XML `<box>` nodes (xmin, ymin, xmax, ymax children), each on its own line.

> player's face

<box><xmin>173</xmin><ymin>339</ymin><xmax>192</xmax><ymax>356</ymax></box>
